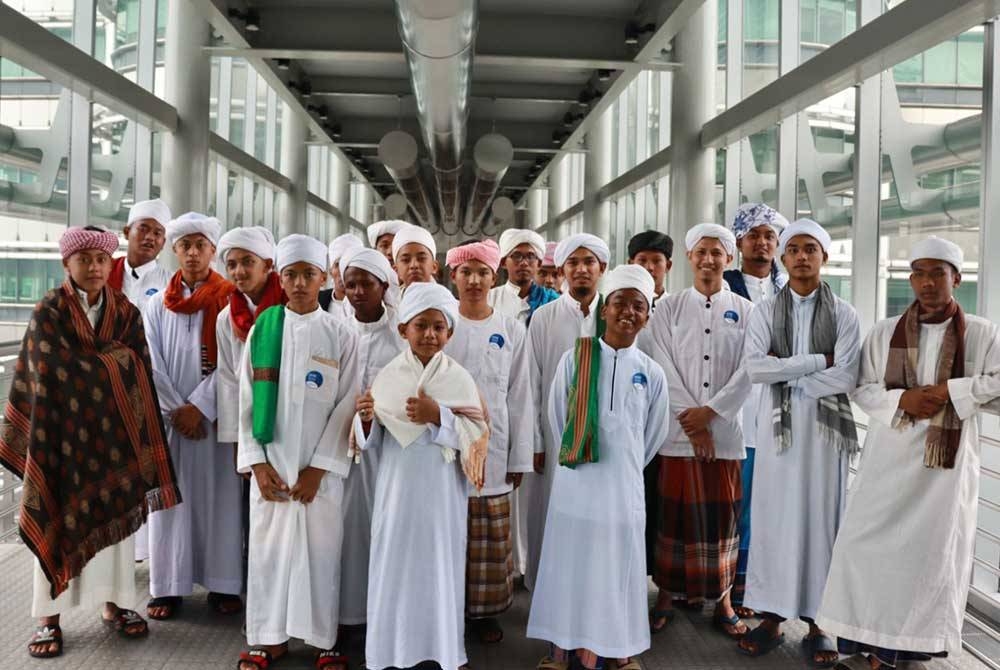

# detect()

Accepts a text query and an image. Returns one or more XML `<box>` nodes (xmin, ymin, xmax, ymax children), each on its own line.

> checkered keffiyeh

<box><xmin>59</xmin><ymin>227</ymin><xmax>118</xmax><ymax>259</ymax></box>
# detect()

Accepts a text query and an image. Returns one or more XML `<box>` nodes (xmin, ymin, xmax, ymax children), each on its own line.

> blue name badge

<box><xmin>145</xmin><ymin>288</ymin><xmax>158</xmax><ymax>296</ymax></box>
<box><xmin>632</xmin><ymin>372</ymin><xmax>648</xmax><ymax>390</ymax></box>
<box><xmin>305</xmin><ymin>370</ymin><xmax>324</xmax><ymax>389</ymax></box>
<box><xmin>723</xmin><ymin>309</ymin><xmax>740</xmax><ymax>324</ymax></box>
<box><xmin>489</xmin><ymin>333</ymin><xmax>505</xmax><ymax>350</ymax></box>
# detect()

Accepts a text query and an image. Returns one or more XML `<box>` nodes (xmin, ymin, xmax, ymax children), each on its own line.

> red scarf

<box><xmin>163</xmin><ymin>270</ymin><xmax>234</xmax><ymax>375</ymax></box>
<box><xmin>230</xmin><ymin>272</ymin><xmax>287</xmax><ymax>341</ymax></box>
<box><xmin>108</xmin><ymin>257</ymin><xmax>127</xmax><ymax>291</ymax></box>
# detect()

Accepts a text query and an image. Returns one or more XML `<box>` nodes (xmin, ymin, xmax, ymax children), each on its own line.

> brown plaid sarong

<box><xmin>465</xmin><ymin>493</ymin><xmax>514</xmax><ymax>618</ymax></box>
<box><xmin>653</xmin><ymin>457</ymin><xmax>741</xmax><ymax>601</ymax></box>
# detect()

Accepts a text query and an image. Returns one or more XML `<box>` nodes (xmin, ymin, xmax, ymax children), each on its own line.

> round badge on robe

<box><xmin>145</xmin><ymin>288</ymin><xmax>158</xmax><ymax>296</ymax></box>
<box><xmin>632</xmin><ymin>372</ymin><xmax>648</xmax><ymax>390</ymax></box>
<box><xmin>723</xmin><ymin>310</ymin><xmax>739</xmax><ymax>324</ymax></box>
<box><xmin>305</xmin><ymin>370</ymin><xmax>324</xmax><ymax>389</ymax></box>
<box><xmin>489</xmin><ymin>333</ymin><xmax>505</xmax><ymax>350</ymax></box>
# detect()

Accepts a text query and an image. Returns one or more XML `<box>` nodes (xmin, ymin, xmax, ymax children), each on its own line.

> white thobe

<box><xmin>238</xmin><ymin>307</ymin><xmax>358</xmax><ymax>649</ymax></box>
<box><xmin>817</xmin><ymin>314</ymin><xmax>1000</xmax><ymax>654</ymax></box>
<box><xmin>739</xmin><ymin>275</ymin><xmax>779</xmax><ymax>448</ymax></box>
<box><xmin>327</xmin><ymin>294</ymin><xmax>354</xmax><ymax>322</ymax></box>
<box><xmin>648</xmin><ymin>287</ymin><xmax>752</xmax><ymax>460</ymax></box>
<box><xmin>142</xmin><ymin>287</ymin><xmax>243</xmax><ymax>597</ymax></box>
<box><xmin>742</xmin><ymin>289</ymin><xmax>861</xmax><ymax>620</ymax></box>
<box><xmin>488</xmin><ymin>282</ymin><xmax>531</xmax><ymax>324</ymax></box>
<box><xmin>357</xmin><ymin>409</ymin><xmax>468</xmax><ymax>670</ymax></box>
<box><xmin>32</xmin><ymin>288</ymin><xmax>137</xmax><ymax>617</ymax></box>
<box><xmin>524</xmin><ymin>291</ymin><xmax>602</xmax><ymax>589</ymax></box>
<box><xmin>527</xmin><ymin>340</ymin><xmax>669</xmax><ymax>658</ymax></box>
<box><xmin>216</xmin><ymin>296</ymin><xmax>253</xmax><ymax>444</ymax></box>
<box><xmin>339</xmin><ymin>306</ymin><xmax>406</xmax><ymax>625</ymax></box>
<box><xmin>444</xmin><ymin>311</ymin><xmax>535</xmax><ymax>496</ymax></box>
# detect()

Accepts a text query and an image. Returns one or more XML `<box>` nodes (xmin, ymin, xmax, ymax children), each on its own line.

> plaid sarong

<box><xmin>465</xmin><ymin>493</ymin><xmax>514</xmax><ymax>618</ymax></box>
<box><xmin>653</xmin><ymin>457</ymin><xmax>741</xmax><ymax>601</ymax></box>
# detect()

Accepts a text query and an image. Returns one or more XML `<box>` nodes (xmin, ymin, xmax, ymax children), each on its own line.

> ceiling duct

<box><xmin>394</xmin><ymin>0</ymin><xmax>476</xmax><ymax>232</ymax></box>
<box><xmin>464</xmin><ymin>134</ymin><xmax>513</xmax><ymax>231</ymax></box>
<box><xmin>377</xmin><ymin>130</ymin><xmax>434</xmax><ymax>227</ymax></box>
<box><xmin>384</xmin><ymin>192</ymin><xmax>410</xmax><ymax>219</ymax></box>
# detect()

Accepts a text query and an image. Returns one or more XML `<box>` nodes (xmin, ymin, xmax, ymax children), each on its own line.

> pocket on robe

<box><xmin>304</xmin><ymin>358</ymin><xmax>340</xmax><ymax>405</ymax></box>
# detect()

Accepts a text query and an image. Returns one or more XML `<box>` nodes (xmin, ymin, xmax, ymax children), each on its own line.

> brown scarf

<box><xmin>884</xmin><ymin>299</ymin><xmax>965</xmax><ymax>469</ymax></box>
<box><xmin>0</xmin><ymin>281</ymin><xmax>181</xmax><ymax>597</ymax></box>
<box><xmin>162</xmin><ymin>270</ymin><xmax>233</xmax><ymax>376</ymax></box>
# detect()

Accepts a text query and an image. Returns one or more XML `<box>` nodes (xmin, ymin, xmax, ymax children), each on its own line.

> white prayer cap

<box><xmin>127</xmin><ymin>199</ymin><xmax>171</xmax><ymax>229</ymax></box>
<box><xmin>276</xmin><ymin>234</ymin><xmax>327</xmax><ymax>272</ymax></box>
<box><xmin>553</xmin><ymin>233</ymin><xmax>610</xmax><ymax>268</ymax></box>
<box><xmin>778</xmin><ymin>218</ymin><xmax>832</xmax><ymax>255</ymax></box>
<box><xmin>216</xmin><ymin>226</ymin><xmax>276</xmax><ymax>264</ymax></box>
<box><xmin>498</xmin><ymin>228</ymin><xmax>546</xmax><ymax>260</ymax></box>
<box><xmin>367</xmin><ymin>219</ymin><xmax>411</xmax><ymax>248</ymax></box>
<box><xmin>397</xmin><ymin>282</ymin><xmax>458</xmax><ymax>329</ymax></box>
<box><xmin>328</xmin><ymin>233</ymin><xmax>364</xmax><ymax>266</ymax></box>
<box><xmin>339</xmin><ymin>247</ymin><xmax>394</xmax><ymax>284</ymax></box>
<box><xmin>685</xmin><ymin>223</ymin><xmax>737</xmax><ymax>256</ymax></box>
<box><xmin>730</xmin><ymin>203</ymin><xmax>788</xmax><ymax>239</ymax></box>
<box><xmin>166</xmin><ymin>212</ymin><xmax>222</xmax><ymax>248</ymax></box>
<box><xmin>603</xmin><ymin>263</ymin><xmax>656</xmax><ymax>308</ymax></box>
<box><xmin>391</xmin><ymin>225</ymin><xmax>437</xmax><ymax>261</ymax></box>
<box><xmin>910</xmin><ymin>235</ymin><xmax>964</xmax><ymax>273</ymax></box>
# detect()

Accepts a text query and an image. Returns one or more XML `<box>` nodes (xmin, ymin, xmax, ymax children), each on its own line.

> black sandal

<box><xmin>147</xmin><ymin>595</ymin><xmax>182</xmax><ymax>620</ymax></box>
<box><xmin>208</xmin><ymin>591</ymin><xmax>244</xmax><ymax>615</ymax></box>
<box><xmin>802</xmin><ymin>632</ymin><xmax>839</xmax><ymax>668</ymax></box>
<box><xmin>102</xmin><ymin>608</ymin><xmax>149</xmax><ymax>638</ymax></box>
<box><xmin>28</xmin><ymin>624</ymin><xmax>63</xmax><ymax>659</ymax></box>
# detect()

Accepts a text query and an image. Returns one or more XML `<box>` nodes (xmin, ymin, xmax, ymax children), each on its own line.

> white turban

<box><xmin>216</xmin><ymin>226</ymin><xmax>276</xmax><ymax>264</ymax></box>
<box><xmin>391</xmin><ymin>225</ymin><xmax>437</xmax><ymax>261</ymax></box>
<box><xmin>603</xmin><ymin>264</ymin><xmax>655</xmax><ymax>308</ymax></box>
<box><xmin>779</xmin><ymin>218</ymin><xmax>832</xmax><ymax>255</ymax></box>
<box><xmin>685</xmin><ymin>223</ymin><xmax>737</xmax><ymax>256</ymax></box>
<box><xmin>128</xmin><ymin>199</ymin><xmax>171</xmax><ymax>229</ymax></box>
<box><xmin>910</xmin><ymin>235</ymin><xmax>964</xmax><ymax>272</ymax></box>
<box><xmin>553</xmin><ymin>233</ymin><xmax>610</xmax><ymax>268</ymax></box>
<box><xmin>367</xmin><ymin>219</ymin><xmax>411</xmax><ymax>248</ymax></box>
<box><xmin>276</xmin><ymin>234</ymin><xmax>327</xmax><ymax>272</ymax></box>
<box><xmin>397</xmin><ymin>282</ymin><xmax>458</xmax><ymax>329</ymax></box>
<box><xmin>498</xmin><ymin>228</ymin><xmax>546</xmax><ymax>260</ymax></box>
<box><xmin>328</xmin><ymin>233</ymin><xmax>364</xmax><ymax>266</ymax></box>
<box><xmin>166</xmin><ymin>212</ymin><xmax>222</xmax><ymax>248</ymax></box>
<box><xmin>339</xmin><ymin>247</ymin><xmax>394</xmax><ymax>284</ymax></box>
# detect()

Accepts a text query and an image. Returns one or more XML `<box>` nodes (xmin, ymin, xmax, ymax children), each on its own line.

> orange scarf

<box><xmin>163</xmin><ymin>270</ymin><xmax>234</xmax><ymax>376</ymax></box>
<box><xmin>107</xmin><ymin>257</ymin><xmax>127</xmax><ymax>292</ymax></box>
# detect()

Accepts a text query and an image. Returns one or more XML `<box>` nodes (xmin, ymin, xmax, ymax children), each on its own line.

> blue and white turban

<box><xmin>730</xmin><ymin>203</ymin><xmax>789</xmax><ymax>241</ymax></box>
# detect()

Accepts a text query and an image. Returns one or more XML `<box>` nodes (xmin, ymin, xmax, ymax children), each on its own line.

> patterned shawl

<box><xmin>0</xmin><ymin>281</ymin><xmax>181</xmax><ymax>598</ymax></box>
<box><xmin>526</xmin><ymin>282</ymin><xmax>560</xmax><ymax>327</ymax></box>
<box><xmin>884</xmin><ymin>299</ymin><xmax>965</xmax><ymax>469</ymax></box>
<box><xmin>770</xmin><ymin>282</ymin><xmax>859</xmax><ymax>455</ymax></box>
<box><xmin>559</xmin><ymin>336</ymin><xmax>602</xmax><ymax>468</ymax></box>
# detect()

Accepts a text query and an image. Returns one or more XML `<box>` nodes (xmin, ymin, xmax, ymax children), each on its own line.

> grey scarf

<box><xmin>770</xmin><ymin>282</ymin><xmax>859</xmax><ymax>455</ymax></box>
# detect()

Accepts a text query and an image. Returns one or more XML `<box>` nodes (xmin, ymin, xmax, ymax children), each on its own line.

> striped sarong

<box><xmin>465</xmin><ymin>493</ymin><xmax>514</xmax><ymax>618</ymax></box>
<box><xmin>653</xmin><ymin>457</ymin><xmax>741</xmax><ymax>602</ymax></box>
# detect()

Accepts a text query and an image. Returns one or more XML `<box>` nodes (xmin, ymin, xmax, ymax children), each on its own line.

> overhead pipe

<box><xmin>394</xmin><ymin>0</ymin><xmax>476</xmax><ymax>232</ymax></box>
<box><xmin>482</xmin><ymin>195</ymin><xmax>515</xmax><ymax>236</ymax></box>
<box><xmin>377</xmin><ymin>130</ymin><xmax>434</xmax><ymax>227</ymax></box>
<box><xmin>463</xmin><ymin>133</ymin><xmax>513</xmax><ymax>232</ymax></box>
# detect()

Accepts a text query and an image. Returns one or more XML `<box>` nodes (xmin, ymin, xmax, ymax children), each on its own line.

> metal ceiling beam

<box><xmin>309</xmin><ymin>77</ymin><xmax>578</xmax><ymax>106</ymax></box>
<box><xmin>335</xmin><ymin>117</ymin><xmax>558</xmax><ymax>153</ymax></box>
<box><xmin>0</xmin><ymin>4</ymin><xmax>178</xmax><ymax>132</ymax></box>
<box><xmin>701</xmin><ymin>0</ymin><xmax>1000</xmax><ymax>148</ymax></box>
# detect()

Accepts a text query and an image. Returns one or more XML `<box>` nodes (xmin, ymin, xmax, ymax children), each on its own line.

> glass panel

<box><xmin>229</xmin><ymin>60</ymin><xmax>248</xmax><ymax>149</ymax></box>
<box><xmin>6</xmin><ymin>0</ymin><xmax>75</xmax><ymax>43</ymax></box>
<box><xmin>90</xmin><ymin>103</ymin><xmax>137</xmax><ymax>229</ymax></box>
<box><xmin>94</xmin><ymin>0</ymin><xmax>141</xmax><ymax>79</ymax></box>
<box><xmin>743</xmin><ymin>0</ymin><xmax>779</xmax><ymax>97</ymax></box>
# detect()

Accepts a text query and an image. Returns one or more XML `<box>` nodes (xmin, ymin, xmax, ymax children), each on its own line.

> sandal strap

<box><xmin>238</xmin><ymin>649</ymin><xmax>272</xmax><ymax>670</ymax></box>
<box><xmin>117</xmin><ymin>609</ymin><xmax>146</xmax><ymax>626</ymax></box>
<box><xmin>315</xmin><ymin>650</ymin><xmax>349</xmax><ymax>669</ymax></box>
<box><xmin>32</xmin><ymin>626</ymin><xmax>62</xmax><ymax>644</ymax></box>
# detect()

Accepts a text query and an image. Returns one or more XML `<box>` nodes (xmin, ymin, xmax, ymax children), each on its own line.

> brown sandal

<box><xmin>28</xmin><ymin>624</ymin><xmax>63</xmax><ymax>659</ymax></box>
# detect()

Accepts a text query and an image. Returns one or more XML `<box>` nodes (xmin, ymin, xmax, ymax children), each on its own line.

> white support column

<box><xmin>528</xmin><ymin>188</ymin><xmax>547</xmax><ymax>231</ymax></box>
<box><xmin>276</xmin><ymin>101</ymin><xmax>308</xmax><ymax>237</ymax></box>
<box><xmin>133</xmin><ymin>0</ymin><xmax>157</xmax><ymax>201</ymax></box>
<box><xmin>548</xmin><ymin>161</ymin><xmax>567</xmax><ymax>239</ymax></box>
<box><xmin>161</xmin><ymin>0</ymin><xmax>211</xmax><ymax>214</ymax></box>
<box><xmin>776</xmin><ymin>0</ymin><xmax>800</xmax><ymax>217</ymax></box>
<box><xmin>330</xmin><ymin>153</ymin><xmax>351</xmax><ymax>235</ymax></box>
<box><xmin>584</xmin><ymin>109</ymin><xmax>613</xmax><ymax>243</ymax></box>
<box><xmin>980</xmin><ymin>18</ymin><xmax>1000</xmax><ymax>321</ymax></box>
<box><xmin>69</xmin><ymin>0</ymin><xmax>95</xmax><ymax>225</ymax></box>
<box><xmin>354</xmin><ymin>183</ymin><xmax>374</xmax><ymax>226</ymax></box>
<box><xmin>851</xmin><ymin>0</ymin><xmax>884</xmax><ymax>335</ymax></box>
<box><xmin>668</xmin><ymin>0</ymin><xmax>717</xmax><ymax>291</ymax></box>
<box><xmin>723</xmin><ymin>0</ymin><xmax>744</xmax><ymax>225</ymax></box>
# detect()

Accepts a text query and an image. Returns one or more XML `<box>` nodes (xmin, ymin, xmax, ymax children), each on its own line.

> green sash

<box><xmin>559</xmin><ymin>335</ymin><xmax>602</xmax><ymax>468</ymax></box>
<box><xmin>250</xmin><ymin>305</ymin><xmax>285</xmax><ymax>450</ymax></box>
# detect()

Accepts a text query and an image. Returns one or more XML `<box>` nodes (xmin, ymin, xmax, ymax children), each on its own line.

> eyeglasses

<box><xmin>509</xmin><ymin>252</ymin><xmax>538</xmax><ymax>264</ymax></box>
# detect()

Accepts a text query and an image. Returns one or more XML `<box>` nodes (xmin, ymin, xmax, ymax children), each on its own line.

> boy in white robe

<box><xmin>527</xmin><ymin>264</ymin><xmax>669</xmax><ymax>670</ymax></box>
<box><xmin>444</xmin><ymin>239</ymin><xmax>535</xmax><ymax>644</ymax></box>
<box><xmin>109</xmin><ymin>198</ymin><xmax>173</xmax><ymax>312</ymax></box>
<box><xmin>367</xmin><ymin>219</ymin><xmax>412</xmax><ymax>264</ymax></box>
<box><xmin>143</xmin><ymin>213</ymin><xmax>244</xmax><ymax>620</ymax></box>
<box><xmin>488</xmin><ymin>228</ymin><xmax>560</xmax><ymax>327</ymax></box>
<box><xmin>320</xmin><ymin>233</ymin><xmax>364</xmax><ymax>320</ymax></box>
<box><xmin>354</xmin><ymin>282</ymin><xmax>488</xmax><ymax>670</ymax></box>
<box><xmin>537</xmin><ymin>241</ymin><xmax>561</xmax><ymax>293</ymax></box>
<box><xmin>817</xmin><ymin>237</ymin><xmax>1000</xmax><ymax>670</ymax></box>
<box><xmin>236</xmin><ymin>234</ymin><xmax>359</xmax><ymax>670</ymax></box>
<box><xmin>392</xmin><ymin>225</ymin><xmax>439</xmax><ymax>289</ymax></box>
<box><xmin>738</xmin><ymin>219</ymin><xmax>861</xmax><ymax>667</ymax></box>
<box><xmin>525</xmin><ymin>234</ymin><xmax>610</xmax><ymax>590</ymax></box>
<box><xmin>337</xmin><ymin>248</ymin><xmax>406</xmax><ymax>637</ymax></box>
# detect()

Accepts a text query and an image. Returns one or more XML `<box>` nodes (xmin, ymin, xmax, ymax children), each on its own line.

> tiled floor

<box><xmin>0</xmin><ymin>543</ymin><xmax>993</xmax><ymax>669</ymax></box>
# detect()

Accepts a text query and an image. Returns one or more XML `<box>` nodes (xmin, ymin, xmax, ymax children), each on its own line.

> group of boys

<box><xmin>2</xmin><ymin>199</ymin><xmax>997</xmax><ymax>670</ymax></box>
